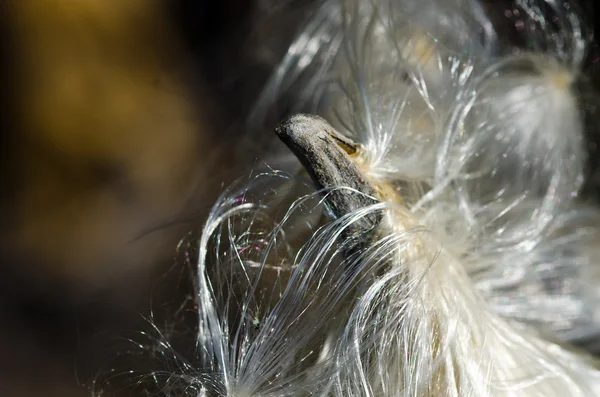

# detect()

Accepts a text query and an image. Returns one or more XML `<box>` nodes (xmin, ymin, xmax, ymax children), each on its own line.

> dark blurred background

<box><xmin>0</xmin><ymin>1</ymin><xmax>313</xmax><ymax>395</ymax></box>
<box><xmin>0</xmin><ymin>1</ymin><xmax>599</xmax><ymax>396</ymax></box>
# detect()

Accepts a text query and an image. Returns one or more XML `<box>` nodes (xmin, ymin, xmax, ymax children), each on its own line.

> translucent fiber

<box><xmin>102</xmin><ymin>1</ymin><xmax>600</xmax><ymax>396</ymax></box>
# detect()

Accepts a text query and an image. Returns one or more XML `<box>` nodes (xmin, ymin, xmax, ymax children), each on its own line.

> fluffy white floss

<box><xmin>110</xmin><ymin>1</ymin><xmax>600</xmax><ymax>396</ymax></box>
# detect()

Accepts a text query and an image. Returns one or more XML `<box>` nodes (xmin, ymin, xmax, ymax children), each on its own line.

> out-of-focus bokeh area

<box><xmin>0</xmin><ymin>1</ymin><xmax>599</xmax><ymax>396</ymax></box>
<box><xmin>0</xmin><ymin>1</ymin><xmax>315</xmax><ymax>395</ymax></box>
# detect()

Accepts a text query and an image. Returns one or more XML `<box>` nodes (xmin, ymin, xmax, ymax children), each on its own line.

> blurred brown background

<box><xmin>0</xmin><ymin>1</ymin><xmax>599</xmax><ymax>396</ymax></box>
<box><xmin>0</xmin><ymin>1</ymin><xmax>313</xmax><ymax>395</ymax></box>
